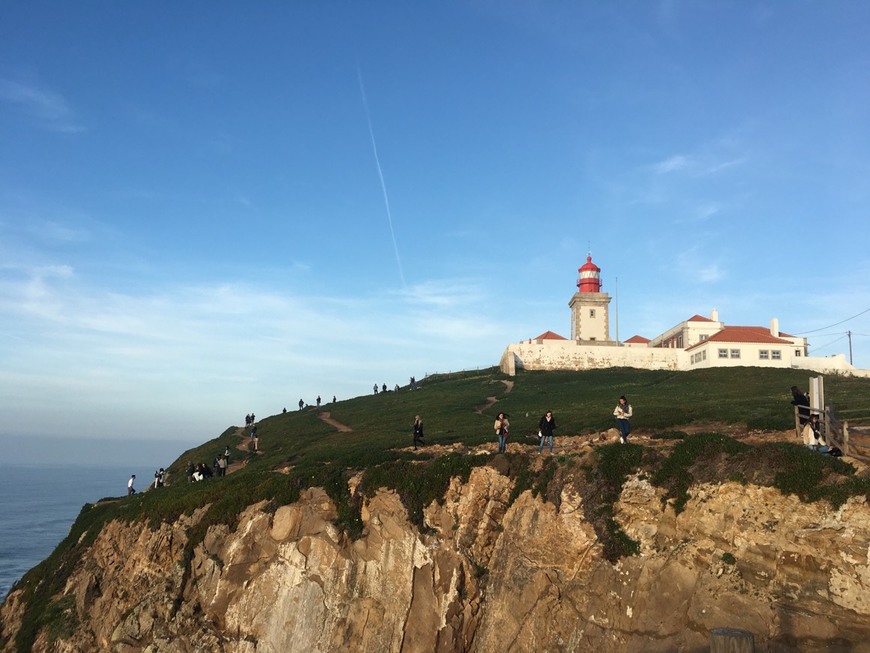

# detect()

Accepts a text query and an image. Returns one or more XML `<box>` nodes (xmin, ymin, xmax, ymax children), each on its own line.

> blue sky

<box><xmin>2</xmin><ymin>2</ymin><xmax>869</xmax><ymax>453</ymax></box>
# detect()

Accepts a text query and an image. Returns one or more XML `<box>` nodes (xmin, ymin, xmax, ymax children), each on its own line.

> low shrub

<box><xmin>652</xmin><ymin>433</ymin><xmax>750</xmax><ymax>513</ymax></box>
<box><xmin>579</xmin><ymin>442</ymin><xmax>644</xmax><ymax>562</ymax></box>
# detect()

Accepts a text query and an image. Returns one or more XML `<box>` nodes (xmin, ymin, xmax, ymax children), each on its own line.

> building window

<box><xmin>759</xmin><ymin>350</ymin><xmax>769</xmax><ymax>360</ymax></box>
<box><xmin>795</xmin><ymin>350</ymin><xmax>802</xmax><ymax>357</ymax></box>
<box><xmin>702</xmin><ymin>350</ymin><xmax>707</xmax><ymax>361</ymax></box>
<box><xmin>771</xmin><ymin>350</ymin><xmax>781</xmax><ymax>360</ymax></box>
<box><xmin>718</xmin><ymin>349</ymin><xmax>728</xmax><ymax>359</ymax></box>
<box><xmin>700</xmin><ymin>334</ymin><xmax>708</xmax><ymax>341</ymax></box>
<box><xmin>730</xmin><ymin>349</ymin><xmax>741</xmax><ymax>359</ymax></box>
<box><xmin>589</xmin><ymin>309</ymin><xmax>596</xmax><ymax>318</ymax></box>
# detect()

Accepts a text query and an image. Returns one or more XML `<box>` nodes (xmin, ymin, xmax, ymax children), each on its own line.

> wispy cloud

<box><xmin>695</xmin><ymin>157</ymin><xmax>747</xmax><ymax>177</ymax></box>
<box><xmin>401</xmin><ymin>279</ymin><xmax>484</xmax><ymax>308</ymax></box>
<box><xmin>650</xmin><ymin>152</ymin><xmax>747</xmax><ymax>177</ymax></box>
<box><xmin>0</xmin><ymin>78</ymin><xmax>85</xmax><ymax>133</ymax></box>
<box><xmin>0</xmin><ymin>268</ymin><xmax>503</xmax><ymax>431</ymax></box>
<box><xmin>27</xmin><ymin>219</ymin><xmax>90</xmax><ymax>243</ymax></box>
<box><xmin>696</xmin><ymin>202</ymin><xmax>721</xmax><ymax>220</ymax></box>
<box><xmin>675</xmin><ymin>246</ymin><xmax>724</xmax><ymax>283</ymax></box>
<box><xmin>652</xmin><ymin>154</ymin><xmax>693</xmax><ymax>174</ymax></box>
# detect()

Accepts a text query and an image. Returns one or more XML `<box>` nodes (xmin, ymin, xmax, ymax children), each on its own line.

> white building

<box><xmin>500</xmin><ymin>256</ymin><xmax>864</xmax><ymax>377</ymax></box>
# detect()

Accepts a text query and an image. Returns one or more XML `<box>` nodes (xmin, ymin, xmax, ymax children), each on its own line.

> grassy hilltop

<box><xmin>169</xmin><ymin>365</ymin><xmax>868</xmax><ymax>481</ymax></box>
<box><xmin>8</xmin><ymin>366</ymin><xmax>870</xmax><ymax>651</ymax></box>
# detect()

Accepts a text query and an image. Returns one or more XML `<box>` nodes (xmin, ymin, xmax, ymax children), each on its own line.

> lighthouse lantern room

<box><xmin>569</xmin><ymin>254</ymin><xmax>612</xmax><ymax>342</ymax></box>
<box><xmin>577</xmin><ymin>255</ymin><xmax>602</xmax><ymax>293</ymax></box>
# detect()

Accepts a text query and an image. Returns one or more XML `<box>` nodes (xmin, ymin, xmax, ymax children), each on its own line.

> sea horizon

<box><xmin>0</xmin><ymin>461</ymin><xmax>186</xmax><ymax>600</ymax></box>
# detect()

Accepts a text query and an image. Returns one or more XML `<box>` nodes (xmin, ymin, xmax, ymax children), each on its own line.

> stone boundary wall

<box><xmin>500</xmin><ymin>341</ymin><xmax>683</xmax><ymax>374</ymax></box>
<box><xmin>499</xmin><ymin>341</ymin><xmax>870</xmax><ymax>377</ymax></box>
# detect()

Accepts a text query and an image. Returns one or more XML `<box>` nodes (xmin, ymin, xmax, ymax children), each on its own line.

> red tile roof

<box><xmin>534</xmin><ymin>330</ymin><xmax>567</xmax><ymax>340</ymax></box>
<box><xmin>687</xmin><ymin>314</ymin><xmax>714</xmax><ymax>322</ymax></box>
<box><xmin>624</xmin><ymin>335</ymin><xmax>651</xmax><ymax>343</ymax></box>
<box><xmin>686</xmin><ymin>326</ymin><xmax>795</xmax><ymax>350</ymax></box>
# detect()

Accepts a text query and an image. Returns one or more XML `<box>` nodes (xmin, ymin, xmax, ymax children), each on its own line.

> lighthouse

<box><xmin>569</xmin><ymin>255</ymin><xmax>613</xmax><ymax>341</ymax></box>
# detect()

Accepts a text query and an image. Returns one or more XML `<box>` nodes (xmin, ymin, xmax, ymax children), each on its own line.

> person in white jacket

<box><xmin>802</xmin><ymin>414</ymin><xmax>829</xmax><ymax>453</ymax></box>
<box><xmin>613</xmin><ymin>396</ymin><xmax>633</xmax><ymax>444</ymax></box>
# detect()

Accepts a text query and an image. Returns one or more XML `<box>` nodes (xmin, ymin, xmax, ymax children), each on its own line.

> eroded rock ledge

<box><xmin>3</xmin><ymin>467</ymin><xmax>870</xmax><ymax>652</ymax></box>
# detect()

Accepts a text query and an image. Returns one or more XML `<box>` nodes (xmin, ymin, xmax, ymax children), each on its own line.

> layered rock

<box><xmin>3</xmin><ymin>467</ymin><xmax>870</xmax><ymax>652</ymax></box>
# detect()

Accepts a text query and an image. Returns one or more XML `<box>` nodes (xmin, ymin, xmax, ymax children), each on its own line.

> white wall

<box><xmin>501</xmin><ymin>340</ymin><xmax>862</xmax><ymax>377</ymax></box>
<box><xmin>500</xmin><ymin>341</ymin><xmax>683</xmax><ymax>374</ymax></box>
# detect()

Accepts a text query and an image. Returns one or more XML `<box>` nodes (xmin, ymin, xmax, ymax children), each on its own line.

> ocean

<box><xmin>0</xmin><ymin>463</ymin><xmax>163</xmax><ymax>600</ymax></box>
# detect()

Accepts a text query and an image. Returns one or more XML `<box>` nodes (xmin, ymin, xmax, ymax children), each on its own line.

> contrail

<box><xmin>356</xmin><ymin>65</ymin><xmax>406</xmax><ymax>289</ymax></box>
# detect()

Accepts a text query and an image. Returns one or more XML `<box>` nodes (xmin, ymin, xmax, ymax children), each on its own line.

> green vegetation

<box><xmin>650</xmin><ymin>430</ymin><xmax>688</xmax><ymax>440</ymax></box>
<box><xmin>652</xmin><ymin>432</ymin><xmax>751</xmax><ymax>513</ymax></box>
<box><xmin>359</xmin><ymin>452</ymin><xmax>489</xmax><ymax>527</ymax></box>
<box><xmin>10</xmin><ymin>366</ymin><xmax>870</xmax><ymax>651</ymax></box>
<box><xmin>581</xmin><ymin>443</ymin><xmax>644</xmax><ymax>561</ymax></box>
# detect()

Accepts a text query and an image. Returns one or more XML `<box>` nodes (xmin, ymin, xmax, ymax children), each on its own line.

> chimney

<box><xmin>770</xmin><ymin>317</ymin><xmax>780</xmax><ymax>338</ymax></box>
<box><xmin>711</xmin><ymin>308</ymin><xmax>719</xmax><ymax>323</ymax></box>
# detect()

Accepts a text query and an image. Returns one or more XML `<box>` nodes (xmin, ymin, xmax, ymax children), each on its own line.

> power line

<box><xmin>796</xmin><ymin>307</ymin><xmax>870</xmax><ymax>335</ymax></box>
<box><xmin>804</xmin><ymin>329</ymin><xmax>848</xmax><ymax>339</ymax></box>
<box><xmin>809</xmin><ymin>333</ymin><xmax>849</xmax><ymax>352</ymax></box>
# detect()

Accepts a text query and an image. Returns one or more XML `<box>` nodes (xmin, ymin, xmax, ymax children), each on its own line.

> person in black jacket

<box><xmin>538</xmin><ymin>411</ymin><xmax>557</xmax><ymax>454</ymax></box>
<box><xmin>412</xmin><ymin>415</ymin><xmax>424</xmax><ymax>449</ymax></box>
<box><xmin>791</xmin><ymin>386</ymin><xmax>811</xmax><ymax>427</ymax></box>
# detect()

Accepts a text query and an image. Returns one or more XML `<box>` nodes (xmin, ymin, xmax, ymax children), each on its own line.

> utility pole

<box><xmin>615</xmin><ymin>276</ymin><xmax>619</xmax><ymax>344</ymax></box>
<box><xmin>848</xmin><ymin>330</ymin><xmax>853</xmax><ymax>365</ymax></box>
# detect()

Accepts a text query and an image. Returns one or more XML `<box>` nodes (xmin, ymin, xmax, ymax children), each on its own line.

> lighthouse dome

<box><xmin>577</xmin><ymin>255</ymin><xmax>602</xmax><ymax>293</ymax></box>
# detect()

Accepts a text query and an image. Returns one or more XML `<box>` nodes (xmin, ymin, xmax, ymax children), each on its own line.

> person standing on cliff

<box><xmin>791</xmin><ymin>386</ymin><xmax>811</xmax><ymax>428</ymax></box>
<box><xmin>412</xmin><ymin>415</ymin><xmax>424</xmax><ymax>449</ymax></box>
<box><xmin>613</xmin><ymin>396</ymin><xmax>633</xmax><ymax>444</ymax></box>
<box><xmin>127</xmin><ymin>474</ymin><xmax>136</xmax><ymax>495</ymax></box>
<box><xmin>494</xmin><ymin>412</ymin><xmax>509</xmax><ymax>453</ymax></box>
<box><xmin>538</xmin><ymin>410</ymin><xmax>557</xmax><ymax>454</ymax></box>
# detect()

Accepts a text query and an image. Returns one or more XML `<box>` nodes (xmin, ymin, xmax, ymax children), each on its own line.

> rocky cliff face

<box><xmin>3</xmin><ymin>466</ymin><xmax>870</xmax><ymax>652</ymax></box>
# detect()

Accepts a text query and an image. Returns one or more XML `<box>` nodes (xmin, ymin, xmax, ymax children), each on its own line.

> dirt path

<box><xmin>233</xmin><ymin>426</ymin><xmax>249</xmax><ymax>452</ymax></box>
<box><xmin>226</xmin><ymin>426</ymin><xmax>260</xmax><ymax>474</ymax></box>
<box><xmin>318</xmin><ymin>411</ymin><xmax>353</xmax><ymax>432</ymax></box>
<box><xmin>474</xmin><ymin>397</ymin><xmax>498</xmax><ymax>414</ymax></box>
<box><xmin>474</xmin><ymin>379</ymin><xmax>514</xmax><ymax>414</ymax></box>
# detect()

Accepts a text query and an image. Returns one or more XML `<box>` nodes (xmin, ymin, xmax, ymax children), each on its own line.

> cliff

<box><xmin>3</xmin><ymin>450</ymin><xmax>870</xmax><ymax>652</ymax></box>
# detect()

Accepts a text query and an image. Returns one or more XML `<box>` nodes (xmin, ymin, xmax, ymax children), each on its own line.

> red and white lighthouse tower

<box><xmin>569</xmin><ymin>254</ymin><xmax>612</xmax><ymax>341</ymax></box>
